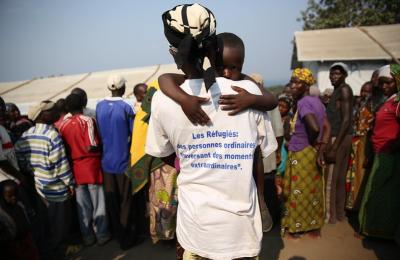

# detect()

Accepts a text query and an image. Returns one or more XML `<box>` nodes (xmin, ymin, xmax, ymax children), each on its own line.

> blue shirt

<box><xmin>96</xmin><ymin>97</ymin><xmax>135</xmax><ymax>174</ymax></box>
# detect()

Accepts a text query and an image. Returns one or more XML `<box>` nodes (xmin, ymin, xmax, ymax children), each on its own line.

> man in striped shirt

<box><xmin>15</xmin><ymin>100</ymin><xmax>74</xmax><ymax>259</ymax></box>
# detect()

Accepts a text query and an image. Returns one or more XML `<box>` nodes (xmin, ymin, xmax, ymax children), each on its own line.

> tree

<box><xmin>299</xmin><ymin>0</ymin><xmax>400</xmax><ymax>30</ymax></box>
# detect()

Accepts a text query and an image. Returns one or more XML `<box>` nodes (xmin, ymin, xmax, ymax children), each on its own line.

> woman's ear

<box><xmin>169</xmin><ymin>48</ymin><xmax>177</xmax><ymax>57</ymax></box>
<box><xmin>169</xmin><ymin>48</ymin><xmax>180</xmax><ymax>68</ymax></box>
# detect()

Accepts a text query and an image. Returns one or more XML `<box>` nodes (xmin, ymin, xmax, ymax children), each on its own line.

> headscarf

<box><xmin>162</xmin><ymin>3</ymin><xmax>217</xmax><ymax>91</ymax></box>
<box><xmin>378</xmin><ymin>64</ymin><xmax>400</xmax><ymax>102</ymax></box>
<box><xmin>322</xmin><ymin>88</ymin><xmax>334</xmax><ymax>97</ymax></box>
<box><xmin>291</xmin><ymin>68</ymin><xmax>316</xmax><ymax>86</ymax></box>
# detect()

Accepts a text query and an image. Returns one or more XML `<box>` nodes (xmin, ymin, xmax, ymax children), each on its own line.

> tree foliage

<box><xmin>299</xmin><ymin>0</ymin><xmax>400</xmax><ymax>30</ymax></box>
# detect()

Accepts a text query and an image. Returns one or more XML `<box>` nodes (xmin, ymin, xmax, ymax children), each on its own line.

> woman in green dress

<box><xmin>358</xmin><ymin>64</ymin><xmax>400</xmax><ymax>239</ymax></box>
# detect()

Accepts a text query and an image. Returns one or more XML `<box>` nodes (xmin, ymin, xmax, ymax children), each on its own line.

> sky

<box><xmin>0</xmin><ymin>0</ymin><xmax>308</xmax><ymax>86</ymax></box>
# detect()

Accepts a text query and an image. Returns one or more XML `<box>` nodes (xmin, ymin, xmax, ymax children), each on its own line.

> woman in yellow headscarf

<box><xmin>280</xmin><ymin>68</ymin><xmax>329</xmax><ymax>238</ymax></box>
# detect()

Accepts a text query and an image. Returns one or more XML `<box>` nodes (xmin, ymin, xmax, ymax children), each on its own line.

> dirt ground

<box><xmin>72</xmin><ymin>220</ymin><xmax>399</xmax><ymax>260</ymax></box>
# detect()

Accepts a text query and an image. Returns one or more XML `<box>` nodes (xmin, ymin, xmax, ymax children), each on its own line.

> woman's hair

<box><xmin>278</xmin><ymin>94</ymin><xmax>293</xmax><ymax>109</ymax></box>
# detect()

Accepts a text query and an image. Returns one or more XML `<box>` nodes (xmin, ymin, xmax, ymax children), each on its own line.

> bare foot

<box><xmin>308</xmin><ymin>230</ymin><xmax>321</xmax><ymax>239</ymax></box>
<box><xmin>286</xmin><ymin>233</ymin><xmax>302</xmax><ymax>240</ymax></box>
<box><xmin>328</xmin><ymin>218</ymin><xmax>337</xmax><ymax>224</ymax></box>
<box><xmin>354</xmin><ymin>232</ymin><xmax>365</xmax><ymax>239</ymax></box>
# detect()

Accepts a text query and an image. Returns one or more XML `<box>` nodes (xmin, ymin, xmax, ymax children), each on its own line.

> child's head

<box><xmin>0</xmin><ymin>180</ymin><xmax>18</xmax><ymax>206</ymax></box>
<box><xmin>216</xmin><ymin>33</ymin><xmax>245</xmax><ymax>81</ymax></box>
<box><xmin>278</xmin><ymin>95</ymin><xmax>292</xmax><ymax>117</ymax></box>
<box><xmin>133</xmin><ymin>83</ymin><xmax>148</xmax><ymax>103</ymax></box>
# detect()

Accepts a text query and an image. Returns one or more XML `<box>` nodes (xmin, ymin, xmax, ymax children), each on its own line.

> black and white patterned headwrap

<box><xmin>162</xmin><ymin>3</ymin><xmax>217</xmax><ymax>91</ymax></box>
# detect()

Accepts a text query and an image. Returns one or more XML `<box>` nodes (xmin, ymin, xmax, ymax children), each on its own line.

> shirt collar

<box><xmin>104</xmin><ymin>97</ymin><xmax>124</xmax><ymax>101</ymax></box>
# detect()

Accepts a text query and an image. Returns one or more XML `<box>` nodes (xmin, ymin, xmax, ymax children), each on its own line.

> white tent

<box><xmin>0</xmin><ymin>64</ymin><xmax>180</xmax><ymax>114</ymax></box>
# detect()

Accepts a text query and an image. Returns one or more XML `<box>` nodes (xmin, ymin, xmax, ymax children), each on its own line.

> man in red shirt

<box><xmin>59</xmin><ymin>94</ymin><xmax>110</xmax><ymax>246</ymax></box>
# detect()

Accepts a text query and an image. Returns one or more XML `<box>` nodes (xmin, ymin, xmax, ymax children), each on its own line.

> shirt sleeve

<box><xmin>49</xmin><ymin>133</ymin><xmax>74</xmax><ymax>187</ymax></box>
<box><xmin>145</xmin><ymin>94</ymin><xmax>175</xmax><ymax>158</ymax></box>
<box><xmin>85</xmin><ymin>117</ymin><xmax>98</xmax><ymax>147</ymax></box>
<box><xmin>126</xmin><ymin>103</ymin><xmax>135</xmax><ymax>133</ymax></box>
<box><xmin>298</xmin><ymin>98</ymin><xmax>315</xmax><ymax>119</ymax></box>
<box><xmin>256</xmin><ymin>111</ymin><xmax>278</xmax><ymax>158</ymax></box>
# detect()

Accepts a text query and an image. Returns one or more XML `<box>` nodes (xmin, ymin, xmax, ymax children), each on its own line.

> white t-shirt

<box><xmin>145</xmin><ymin>77</ymin><xmax>277</xmax><ymax>259</ymax></box>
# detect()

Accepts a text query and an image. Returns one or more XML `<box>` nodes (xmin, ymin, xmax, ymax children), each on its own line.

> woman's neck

<box><xmin>185</xmin><ymin>69</ymin><xmax>203</xmax><ymax>79</ymax></box>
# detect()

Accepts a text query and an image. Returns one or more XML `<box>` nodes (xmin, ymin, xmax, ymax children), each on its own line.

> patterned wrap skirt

<box><xmin>281</xmin><ymin>146</ymin><xmax>324</xmax><ymax>235</ymax></box>
<box><xmin>345</xmin><ymin>135</ymin><xmax>368</xmax><ymax>210</ymax></box>
<box><xmin>149</xmin><ymin>164</ymin><xmax>178</xmax><ymax>243</ymax></box>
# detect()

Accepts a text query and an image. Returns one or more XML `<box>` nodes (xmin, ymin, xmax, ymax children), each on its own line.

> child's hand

<box><xmin>181</xmin><ymin>95</ymin><xmax>210</xmax><ymax>125</ymax></box>
<box><xmin>219</xmin><ymin>86</ymin><xmax>255</xmax><ymax>115</ymax></box>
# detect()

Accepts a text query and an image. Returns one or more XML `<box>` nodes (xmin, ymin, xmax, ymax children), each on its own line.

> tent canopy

<box><xmin>0</xmin><ymin>64</ymin><xmax>180</xmax><ymax>114</ymax></box>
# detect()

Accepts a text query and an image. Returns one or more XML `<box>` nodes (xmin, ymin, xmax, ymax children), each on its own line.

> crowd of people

<box><xmin>1</xmin><ymin>3</ymin><xmax>399</xmax><ymax>260</ymax></box>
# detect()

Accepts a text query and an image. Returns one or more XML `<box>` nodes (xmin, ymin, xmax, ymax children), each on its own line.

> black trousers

<box><xmin>103</xmin><ymin>173</ymin><xmax>146</xmax><ymax>250</ymax></box>
<box><xmin>37</xmin><ymin>197</ymin><xmax>72</xmax><ymax>260</ymax></box>
<box><xmin>263</xmin><ymin>172</ymin><xmax>281</xmax><ymax>225</ymax></box>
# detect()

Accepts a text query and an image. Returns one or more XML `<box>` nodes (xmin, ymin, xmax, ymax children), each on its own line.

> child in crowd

<box><xmin>276</xmin><ymin>95</ymin><xmax>293</xmax><ymax>194</ymax></box>
<box><xmin>5</xmin><ymin>103</ymin><xmax>33</xmax><ymax>143</ymax></box>
<box><xmin>133</xmin><ymin>83</ymin><xmax>148</xmax><ymax>112</ymax></box>
<box><xmin>159</xmin><ymin>33</ymin><xmax>277</xmax><ymax>125</ymax></box>
<box><xmin>0</xmin><ymin>180</ymin><xmax>39</xmax><ymax>260</ymax></box>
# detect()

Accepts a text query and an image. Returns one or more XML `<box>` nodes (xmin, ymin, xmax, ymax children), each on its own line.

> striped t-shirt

<box><xmin>15</xmin><ymin>123</ymin><xmax>74</xmax><ymax>202</ymax></box>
